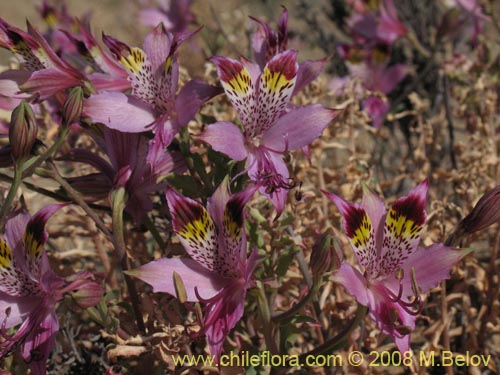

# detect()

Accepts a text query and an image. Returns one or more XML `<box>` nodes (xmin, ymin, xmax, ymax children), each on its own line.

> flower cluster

<box><xmin>0</xmin><ymin>0</ymin><xmax>492</xmax><ymax>373</ymax></box>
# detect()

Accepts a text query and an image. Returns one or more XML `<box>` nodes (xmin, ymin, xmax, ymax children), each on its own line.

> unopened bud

<box><xmin>65</xmin><ymin>272</ymin><xmax>104</xmax><ymax>310</ymax></box>
<box><xmin>9</xmin><ymin>101</ymin><xmax>38</xmax><ymax>161</ymax></box>
<box><xmin>447</xmin><ymin>186</ymin><xmax>500</xmax><ymax>245</ymax></box>
<box><xmin>310</xmin><ymin>229</ymin><xmax>342</xmax><ymax>283</ymax></box>
<box><xmin>62</xmin><ymin>86</ymin><xmax>84</xmax><ymax>125</ymax></box>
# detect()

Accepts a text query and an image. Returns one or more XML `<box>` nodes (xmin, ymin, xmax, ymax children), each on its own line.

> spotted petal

<box><xmin>166</xmin><ymin>187</ymin><xmax>230</xmax><ymax>277</ymax></box>
<box><xmin>211</xmin><ymin>56</ymin><xmax>257</xmax><ymax>134</ymax></box>
<box><xmin>103</xmin><ymin>34</ymin><xmax>158</xmax><ymax>105</ymax></box>
<box><xmin>378</xmin><ymin>180</ymin><xmax>428</xmax><ymax>277</ymax></box>
<box><xmin>324</xmin><ymin>192</ymin><xmax>378</xmax><ymax>277</ymax></box>
<box><xmin>23</xmin><ymin>204</ymin><xmax>65</xmax><ymax>278</ymax></box>
<box><xmin>221</xmin><ymin>185</ymin><xmax>258</xmax><ymax>270</ymax></box>
<box><xmin>254</xmin><ymin>50</ymin><xmax>298</xmax><ymax>136</ymax></box>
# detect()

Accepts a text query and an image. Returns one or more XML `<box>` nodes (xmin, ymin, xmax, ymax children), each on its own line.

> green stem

<box><xmin>256</xmin><ymin>282</ymin><xmax>279</xmax><ymax>355</ymax></box>
<box><xmin>295</xmin><ymin>305</ymin><xmax>367</xmax><ymax>364</ymax></box>
<box><xmin>271</xmin><ymin>284</ymin><xmax>319</xmax><ymax>322</ymax></box>
<box><xmin>22</xmin><ymin>126</ymin><xmax>70</xmax><ymax>179</ymax></box>
<box><xmin>111</xmin><ymin>188</ymin><xmax>146</xmax><ymax>334</ymax></box>
<box><xmin>0</xmin><ymin>160</ymin><xmax>23</xmax><ymax>228</ymax></box>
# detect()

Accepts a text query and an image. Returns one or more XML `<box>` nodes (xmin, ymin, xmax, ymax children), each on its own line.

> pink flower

<box><xmin>128</xmin><ymin>181</ymin><xmax>258</xmax><ymax>361</ymax></box>
<box><xmin>250</xmin><ymin>6</ymin><xmax>327</xmax><ymax>97</ymax></box>
<box><xmin>63</xmin><ymin>128</ymin><xmax>184</xmax><ymax>223</ymax></box>
<box><xmin>0</xmin><ymin>205</ymin><xmax>103</xmax><ymax>375</ymax></box>
<box><xmin>200</xmin><ymin>51</ymin><xmax>337</xmax><ymax>215</ymax></box>
<box><xmin>139</xmin><ymin>0</ymin><xmax>195</xmax><ymax>34</ymax></box>
<box><xmin>347</xmin><ymin>0</ymin><xmax>407</xmax><ymax>46</ymax></box>
<box><xmin>83</xmin><ymin>24</ymin><xmax>219</xmax><ymax>143</ymax></box>
<box><xmin>324</xmin><ymin>181</ymin><xmax>471</xmax><ymax>353</ymax></box>
<box><xmin>0</xmin><ymin>18</ymin><xmax>85</xmax><ymax>101</ymax></box>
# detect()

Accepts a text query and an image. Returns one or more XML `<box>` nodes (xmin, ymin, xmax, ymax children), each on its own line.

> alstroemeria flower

<box><xmin>139</xmin><ymin>0</ymin><xmax>195</xmax><ymax>33</ymax></box>
<box><xmin>0</xmin><ymin>205</ymin><xmax>103</xmax><ymax>375</ymax></box>
<box><xmin>347</xmin><ymin>0</ymin><xmax>407</xmax><ymax>46</ymax></box>
<box><xmin>324</xmin><ymin>181</ymin><xmax>471</xmax><ymax>353</ymax></box>
<box><xmin>250</xmin><ymin>7</ymin><xmax>326</xmax><ymax>96</ymax></box>
<box><xmin>62</xmin><ymin>127</ymin><xmax>185</xmax><ymax>223</ymax></box>
<box><xmin>200</xmin><ymin>51</ymin><xmax>336</xmax><ymax>215</ymax></box>
<box><xmin>332</xmin><ymin>45</ymin><xmax>408</xmax><ymax>127</ymax></box>
<box><xmin>128</xmin><ymin>181</ymin><xmax>258</xmax><ymax>362</ymax></box>
<box><xmin>0</xmin><ymin>19</ymin><xmax>86</xmax><ymax>101</ymax></box>
<box><xmin>83</xmin><ymin>24</ymin><xmax>219</xmax><ymax>143</ymax></box>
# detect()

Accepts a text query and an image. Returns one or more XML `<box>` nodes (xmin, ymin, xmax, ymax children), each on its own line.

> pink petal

<box><xmin>377</xmin><ymin>64</ymin><xmax>409</xmax><ymax>94</ymax></box>
<box><xmin>143</xmin><ymin>23</ymin><xmax>173</xmax><ymax>73</ymax></box>
<box><xmin>247</xmin><ymin>149</ymin><xmax>289</xmax><ymax>216</ymax></box>
<box><xmin>87</xmin><ymin>73</ymin><xmax>131</xmax><ymax>92</ymax></box>
<box><xmin>0</xmin><ymin>70</ymin><xmax>30</xmax><ymax>98</ymax></box>
<box><xmin>83</xmin><ymin>91</ymin><xmax>156</xmax><ymax>132</ymax></box>
<box><xmin>175</xmin><ymin>80</ymin><xmax>222</xmax><ymax>127</ymax></box>
<box><xmin>0</xmin><ymin>293</ymin><xmax>37</xmax><ymax>328</ymax></box>
<box><xmin>127</xmin><ymin>258</ymin><xmax>227</xmax><ymax>302</ymax></box>
<box><xmin>362</xmin><ymin>96</ymin><xmax>388</xmax><ymax>128</ymax></box>
<box><xmin>22</xmin><ymin>311</ymin><xmax>58</xmax><ymax>375</ymax></box>
<box><xmin>199</xmin><ymin>121</ymin><xmax>248</xmax><ymax>161</ymax></box>
<box><xmin>397</xmin><ymin>244</ymin><xmax>472</xmax><ymax>294</ymax></box>
<box><xmin>333</xmin><ymin>262</ymin><xmax>371</xmax><ymax>306</ymax></box>
<box><xmin>21</xmin><ymin>68</ymin><xmax>82</xmax><ymax>100</ymax></box>
<box><xmin>293</xmin><ymin>58</ymin><xmax>327</xmax><ymax>95</ymax></box>
<box><xmin>262</xmin><ymin>105</ymin><xmax>337</xmax><ymax>152</ymax></box>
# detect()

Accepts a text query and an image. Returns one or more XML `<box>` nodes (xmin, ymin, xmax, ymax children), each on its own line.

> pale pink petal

<box><xmin>83</xmin><ymin>91</ymin><xmax>156</xmax><ymax>132</ymax></box>
<box><xmin>127</xmin><ymin>258</ymin><xmax>227</xmax><ymax>302</ymax></box>
<box><xmin>262</xmin><ymin>105</ymin><xmax>336</xmax><ymax>152</ymax></box>
<box><xmin>199</xmin><ymin>121</ymin><xmax>248</xmax><ymax>161</ymax></box>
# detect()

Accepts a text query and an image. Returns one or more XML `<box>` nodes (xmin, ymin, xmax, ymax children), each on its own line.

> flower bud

<box><xmin>62</xmin><ymin>86</ymin><xmax>84</xmax><ymax>125</ymax></box>
<box><xmin>310</xmin><ymin>229</ymin><xmax>342</xmax><ymax>283</ymax></box>
<box><xmin>64</xmin><ymin>272</ymin><xmax>104</xmax><ymax>310</ymax></box>
<box><xmin>9</xmin><ymin>100</ymin><xmax>37</xmax><ymax>161</ymax></box>
<box><xmin>446</xmin><ymin>186</ymin><xmax>500</xmax><ymax>245</ymax></box>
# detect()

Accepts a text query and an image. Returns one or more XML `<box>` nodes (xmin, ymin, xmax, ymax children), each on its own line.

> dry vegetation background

<box><xmin>0</xmin><ymin>0</ymin><xmax>499</xmax><ymax>374</ymax></box>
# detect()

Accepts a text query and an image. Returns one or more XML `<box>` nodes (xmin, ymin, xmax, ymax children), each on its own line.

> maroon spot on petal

<box><xmin>266</xmin><ymin>50</ymin><xmax>297</xmax><ymax>80</ymax></box>
<box><xmin>212</xmin><ymin>57</ymin><xmax>244</xmax><ymax>83</ymax></box>
<box><xmin>343</xmin><ymin>205</ymin><xmax>367</xmax><ymax>239</ymax></box>
<box><xmin>391</xmin><ymin>193</ymin><xmax>426</xmax><ymax>226</ymax></box>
